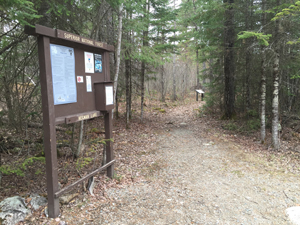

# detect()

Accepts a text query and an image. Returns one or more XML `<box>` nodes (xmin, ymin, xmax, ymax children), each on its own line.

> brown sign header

<box><xmin>25</xmin><ymin>24</ymin><xmax>114</xmax><ymax>52</ymax></box>
<box><xmin>57</xmin><ymin>31</ymin><xmax>105</xmax><ymax>48</ymax></box>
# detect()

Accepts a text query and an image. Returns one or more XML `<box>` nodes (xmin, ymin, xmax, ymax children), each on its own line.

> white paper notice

<box><xmin>84</xmin><ymin>52</ymin><xmax>94</xmax><ymax>73</ymax></box>
<box><xmin>50</xmin><ymin>44</ymin><xmax>76</xmax><ymax>105</ymax></box>
<box><xmin>105</xmin><ymin>86</ymin><xmax>113</xmax><ymax>105</ymax></box>
<box><xmin>86</xmin><ymin>76</ymin><xmax>92</xmax><ymax>92</ymax></box>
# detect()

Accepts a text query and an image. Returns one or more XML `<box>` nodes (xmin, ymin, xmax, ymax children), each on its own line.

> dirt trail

<box><xmin>93</xmin><ymin>103</ymin><xmax>298</xmax><ymax>225</ymax></box>
<box><xmin>51</xmin><ymin>102</ymin><xmax>299</xmax><ymax>225</ymax></box>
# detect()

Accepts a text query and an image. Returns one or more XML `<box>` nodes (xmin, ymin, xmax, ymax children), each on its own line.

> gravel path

<box><xmin>82</xmin><ymin>105</ymin><xmax>299</xmax><ymax>225</ymax></box>
<box><xmin>43</xmin><ymin>103</ymin><xmax>300</xmax><ymax>225</ymax></box>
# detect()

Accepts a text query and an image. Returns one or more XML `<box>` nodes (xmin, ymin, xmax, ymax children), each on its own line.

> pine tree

<box><xmin>223</xmin><ymin>0</ymin><xmax>235</xmax><ymax>119</ymax></box>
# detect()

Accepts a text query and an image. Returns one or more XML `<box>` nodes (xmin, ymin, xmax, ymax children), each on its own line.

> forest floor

<box><xmin>16</xmin><ymin>95</ymin><xmax>300</xmax><ymax>224</ymax></box>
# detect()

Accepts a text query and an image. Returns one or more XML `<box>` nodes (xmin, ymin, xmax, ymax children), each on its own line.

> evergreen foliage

<box><xmin>237</xmin><ymin>31</ymin><xmax>272</xmax><ymax>46</ymax></box>
<box><xmin>0</xmin><ymin>156</ymin><xmax>45</xmax><ymax>177</ymax></box>
<box><xmin>0</xmin><ymin>0</ymin><xmax>41</xmax><ymax>27</ymax></box>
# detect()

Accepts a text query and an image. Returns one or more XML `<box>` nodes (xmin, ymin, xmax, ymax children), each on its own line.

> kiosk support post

<box><xmin>38</xmin><ymin>36</ymin><xmax>60</xmax><ymax>218</ymax></box>
<box><xmin>104</xmin><ymin>110</ymin><xmax>114</xmax><ymax>178</ymax></box>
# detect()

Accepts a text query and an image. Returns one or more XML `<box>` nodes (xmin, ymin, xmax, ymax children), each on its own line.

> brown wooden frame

<box><xmin>25</xmin><ymin>25</ymin><xmax>115</xmax><ymax>218</ymax></box>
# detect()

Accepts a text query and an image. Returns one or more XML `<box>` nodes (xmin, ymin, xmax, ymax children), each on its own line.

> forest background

<box><xmin>1</xmin><ymin>0</ymin><xmax>300</xmax><ymax>198</ymax></box>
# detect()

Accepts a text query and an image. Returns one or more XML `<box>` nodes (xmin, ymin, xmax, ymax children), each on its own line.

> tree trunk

<box><xmin>245</xmin><ymin>48</ymin><xmax>251</xmax><ymax>112</ymax></box>
<box><xmin>102</xmin><ymin>145</ymin><xmax>106</xmax><ymax>166</ymax></box>
<box><xmin>272</xmin><ymin>53</ymin><xmax>280</xmax><ymax>149</ymax></box>
<box><xmin>3</xmin><ymin>77</ymin><xmax>15</xmax><ymax>129</ymax></box>
<box><xmin>260</xmin><ymin>0</ymin><xmax>266</xmax><ymax>143</ymax></box>
<box><xmin>182</xmin><ymin>63</ymin><xmax>188</xmax><ymax>97</ymax></box>
<box><xmin>76</xmin><ymin>120</ymin><xmax>84</xmax><ymax>158</ymax></box>
<box><xmin>141</xmin><ymin>60</ymin><xmax>145</xmax><ymax>121</ymax></box>
<box><xmin>129</xmin><ymin>53</ymin><xmax>132</xmax><ymax>120</ymax></box>
<box><xmin>70</xmin><ymin>123</ymin><xmax>75</xmax><ymax>154</ymax></box>
<box><xmin>272</xmin><ymin>0</ymin><xmax>281</xmax><ymax>150</ymax></box>
<box><xmin>172</xmin><ymin>54</ymin><xmax>176</xmax><ymax>101</ymax></box>
<box><xmin>140</xmin><ymin>0</ymin><xmax>149</xmax><ymax>122</ymax></box>
<box><xmin>223</xmin><ymin>0</ymin><xmax>235</xmax><ymax>119</ymax></box>
<box><xmin>38</xmin><ymin>1</ymin><xmax>51</xmax><ymax>27</ymax></box>
<box><xmin>0</xmin><ymin>145</ymin><xmax>2</xmax><ymax>186</ymax></box>
<box><xmin>245</xmin><ymin>0</ymin><xmax>250</xmax><ymax>112</ymax></box>
<box><xmin>202</xmin><ymin>55</ymin><xmax>206</xmax><ymax>91</ymax></box>
<box><xmin>260</xmin><ymin>50</ymin><xmax>266</xmax><ymax>143</ymax></box>
<box><xmin>196</xmin><ymin>48</ymin><xmax>199</xmax><ymax>101</ymax></box>
<box><xmin>209</xmin><ymin>58</ymin><xmax>213</xmax><ymax>81</ymax></box>
<box><xmin>129</xmin><ymin>13</ymin><xmax>133</xmax><ymax>120</ymax></box>
<box><xmin>125</xmin><ymin>48</ymin><xmax>130</xmax><ymax>128</ymax></box>
<box><xmin>161</xmin><ymin>64</ymin><xmax>165</xmax><ymax>102</ymax></box>
<box><xmin>113</xmin><ymin>3</ymin><xmax>124</xmax><ymax>106</ymax></box>
<box><xmin>125</xmin><ymin>10</ymin><xmax>132</xmax><ymax>126</ymax></box>
<box><xmin>115</xmin><ymin>89</ymin><xmax>119</xmax><ymax>119</ymax></box>
<box><xmin>245</xmin><ymin>0</ymin><xmax>254</xmax><ymax>113</ymax></box>
<box><xmin>172</xmin><ymin>0</ymin><xmax>177</xmax><ymax>101</ymax></box>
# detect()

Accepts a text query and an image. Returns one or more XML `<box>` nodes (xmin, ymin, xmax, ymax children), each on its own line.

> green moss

<box><xmin>153</xmin><ymin>107</ymin><xmax>166</xmax><ymax>113</ymax></box>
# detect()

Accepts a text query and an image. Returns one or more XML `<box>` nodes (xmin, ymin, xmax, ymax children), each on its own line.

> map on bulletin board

<box><xmin>50</xmin><ymin>44</ymin><xmax>77</xmax><ymax>105</ymax></box>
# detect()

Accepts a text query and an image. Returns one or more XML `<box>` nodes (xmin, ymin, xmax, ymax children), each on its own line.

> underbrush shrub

<box><xmin>222</xmin><ymin>122</ymin><xmax>238</xmax><ymax>131</ymax></box>
<box><xmin>246</xmin><ymin>109</ymin><xmax>258</xmax><ymax>118</ymax></box>
<box><xmin>202</xmin><ymin>92</ymin><xmax>222</xmax><ymax>115</ymax></box>
<box><xmin>246</xmin><ymin>118</ymin><xmax>260</xmax><ymax>131</ymax></box>
<box><xmin>221</xmin><ymin>119</ymin><xmax>261</xmax><ymax>133</ymax></box>
<box><xmin>0</xmin><ymin>156</ymin><xmax>45</xmax><ymax>177</ymax></box>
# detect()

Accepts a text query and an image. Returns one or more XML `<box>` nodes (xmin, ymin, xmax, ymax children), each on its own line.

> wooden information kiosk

<box><xmin>25</xmin><ymin>25</ymin><xmax>115</xmax><ymax>218</ymax></box>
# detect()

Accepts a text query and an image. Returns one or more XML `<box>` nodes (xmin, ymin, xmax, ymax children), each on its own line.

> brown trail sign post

<box><xmin>25</xmin><ymin>25</ymin><xmax>115</xmax><ymax>218</ymax></box>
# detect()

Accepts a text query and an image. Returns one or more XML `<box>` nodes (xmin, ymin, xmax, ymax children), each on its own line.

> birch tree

<box><xmin>272</xmin><ymin>1</ymin><xmax>280</xmax><ymax>150</ymax></box>
<box><xmin>113</xmin><ymin>3</ymin><xmax>124</xmax><ymax>106</ymax></box>
<box><xmin>260</xmin><ymin>0</ymin><xmax>267</xmax><ymax>143</ymax></box>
